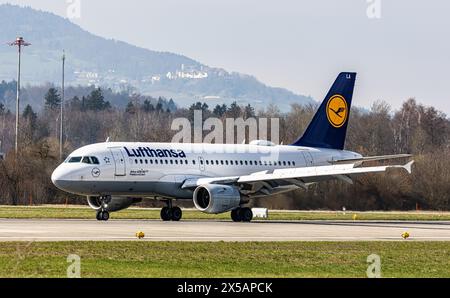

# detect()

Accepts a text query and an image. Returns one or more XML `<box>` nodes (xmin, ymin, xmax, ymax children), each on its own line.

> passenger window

<box><xmin>283</xmin><ymin>161</ymin><xmax>287</xmax><ymax>166</ymax></box>
<box><xmin>165</xmin><ymin>160</ymin><xmax>169</xmax><ymax>164</ymax></box>
<box><xmin>69</xmin><ymin>157</ymin><xmax>82</xmax><ymax>163</ymax></box>
<box><xmin>225</xmin><ymin>160</ymin><xmax>229</xmax><ymax>165</ymax></box>
<box><xmin>293</xmin><ymin>162</ymin><xmax>296</xmax><ymax>166</ymax></box>
<box><xmin>240</xmin><ymin>161</ymin><xmax>243</xmax><ymax>165</ymax></box>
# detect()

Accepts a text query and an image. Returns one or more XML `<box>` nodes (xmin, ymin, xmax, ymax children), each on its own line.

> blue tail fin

<box><xmin>292</xmin><ymin>72</ymin><xmax>356</xmax><ymax>150</ymax></box>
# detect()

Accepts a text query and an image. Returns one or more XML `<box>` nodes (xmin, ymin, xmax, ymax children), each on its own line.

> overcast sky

<box><xmin>1</xmin><ymin>0</ymin><xmax>449</xmax><ymax>114</ymax></box>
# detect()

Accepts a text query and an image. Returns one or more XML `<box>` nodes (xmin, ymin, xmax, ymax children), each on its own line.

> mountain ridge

<box><xmin>0</xmin><ymin>4</ymin><xmax>314</xmax><ymax>111</ymax></box>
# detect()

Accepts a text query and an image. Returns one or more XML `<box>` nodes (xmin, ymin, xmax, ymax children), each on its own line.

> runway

<box><xmin>1</xmin><ymin>219</ymin><xmax>450</xmax><ymax>242</ymax></box>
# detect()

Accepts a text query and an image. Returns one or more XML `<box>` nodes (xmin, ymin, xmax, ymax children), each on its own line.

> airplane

<box><xmin>51</xmin><ymin>72</ymin><xmax>414</xmax><ymax>222</ymax></box>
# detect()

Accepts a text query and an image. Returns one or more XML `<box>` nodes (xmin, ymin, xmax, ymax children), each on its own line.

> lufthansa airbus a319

<box><xmin>51</xmin><ymin>72</ymin><xmax>414</xmax><ymax>222</ymax></box>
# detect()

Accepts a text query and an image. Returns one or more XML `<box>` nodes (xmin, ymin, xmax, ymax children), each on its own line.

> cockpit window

<box><xmin>82</xmin><ymin>157</ymin><xmax>92</xmax><ymax>164</ymax></box>
<box><xmin>68</xmin><ymin>157</ymin><xmax>82</xmax><ymax>163</ymax></box>
<box><xmin>66</xmin><ymin>156</ymin><xmax>100</xmax><ymax>164</ymax></box>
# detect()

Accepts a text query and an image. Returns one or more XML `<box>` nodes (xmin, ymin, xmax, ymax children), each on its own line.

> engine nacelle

<box><xmin>87</xmin><ymin>196</ymin><xmax>142</xmax><ymax>212</ymax></box>
<box><xmin>193</xmin><ymin>185</ymin><xmax>241</xmax><ymax>214</ymax></box>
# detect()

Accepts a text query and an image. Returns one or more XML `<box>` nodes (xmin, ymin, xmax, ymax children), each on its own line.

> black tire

<box><xmin>231</xmin><ymin>208</ymin><xmax>242</xmax><ymax>222</ymax></box>
<box><xmin>171</xmin><ymin>207</ymin><xmax>182</xmax><ymax>221</ymax></box>
<box><xmin>96</xmin><ymin>211</ymin><xmax>103</xmax><ymax>221</ymax></box>
<box><xmin>241</xmin><ymin>208</ymin><xmax>253</xmax><ymax>222</ymax></box>
<box><xmin>101</xmin><ymin>211</ymin><xmax>110</xmax><ymax>221</ymax></box>
<box><xmin>161</xmin><ymin>207</ymin><xmax>172</xmax><ymax>221</ymax></box>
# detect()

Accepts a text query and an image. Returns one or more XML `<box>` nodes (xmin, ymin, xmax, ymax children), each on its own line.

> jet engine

<box><xmin>193</xmin><ymin>185</ymin><xmax>241</xmax><ymax>214</ymax></box>
<box><xmin>87</xmin><ymin>196</ymin><xmax>142</xmax><ymax>212</ymax></box>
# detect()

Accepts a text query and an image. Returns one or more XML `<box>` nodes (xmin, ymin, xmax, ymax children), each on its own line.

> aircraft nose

<box><xmin>51</xmin><ymin>166</ymin><xmax>66</xmax><ymax>190</ymax></box>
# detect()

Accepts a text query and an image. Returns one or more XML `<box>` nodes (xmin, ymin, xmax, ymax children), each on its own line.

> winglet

<box><xmin>403</xmin><ymin>160</ymin><xmax>415</xmax><ymax>174</ymax></box>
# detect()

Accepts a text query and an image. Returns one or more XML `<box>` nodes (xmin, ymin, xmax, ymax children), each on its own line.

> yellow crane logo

<box><xmin>326</xmin><ymin>95</ymin><xmax>348</xmax><ymax>128</ymax></box>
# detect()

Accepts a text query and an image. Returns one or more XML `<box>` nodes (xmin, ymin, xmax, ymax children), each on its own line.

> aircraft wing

<box><xmin>181</xmin><ymin>161</ymin><xmax>414</xmax><ymax>196</ymax></box>
<box><xmin>330</xmin><ymin>154</ymin><xmax>412</xmax><ymax>165</ymax></box>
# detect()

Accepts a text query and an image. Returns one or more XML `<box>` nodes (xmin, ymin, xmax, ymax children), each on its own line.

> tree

<box><xmin>69</xmin><ymin>96</ymin><xmax>82</xmax><ymax>110</ymax></box>
<box><xmin>243</xmin><ymin>104</ymin><xmax>255</xmax><ymax>119</ymax></box>
<box><xmin>22</xmin><ymin>104</ymin><xmax>37</xmax><ymax>123</ymax></box>
<box><xmin>125</xmin><ymin>101</ymin><xmax>136</xmax><ymax>114</ymax></box>
<box><xmin>142</xmin><ymin>99</ymin><xmax>155</xmax><ymax>113</ymax></box>
<box><xmin>227</xmin><ymin>101</ymin><xmax>241</xmax><ymax>118</ymax></box>
<box><xmin>22</xmin><ymin>104</ymin><xmax>37</xmax><ymax>144</ymax></box>
<box><xmin>213</xmin><ymin>104</ymin><xmax>227</xmax><ymax>117</ymax></box>
<box><xmin>0</xmin><ymin>103</ymin><xmax>4</xmax><ymax>115</ymax></box>
<box><xmin>84</xmin><ymin>88</ymin><xmax>111</xmax><ymax>111</ymax></box>
<box><xmin>44</xmin><ymin>88</ymin><xmax>61</xmax><ymax>110</ymax></box>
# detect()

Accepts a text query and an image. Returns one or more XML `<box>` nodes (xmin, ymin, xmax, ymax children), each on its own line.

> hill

<box><xmin>0</xmin><ymin>4</ymin><xmax>314</xmax><ymax>111</ymax></box>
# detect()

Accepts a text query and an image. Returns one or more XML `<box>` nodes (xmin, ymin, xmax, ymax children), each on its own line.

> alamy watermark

<box><xmin>66</xmin><ymin>0</ymin><xmax>81</xmax><ymax>19</ymax></box>
<box><xmin>366</xmin><ymin>254</ymin><xmax>382</xmax><ymax>278</ymax></box>
<box><xmin>366</xmin><ymin>0</ymin><xmax>382</xmax><ymax>19</ymax></box>
<box><xmin>67</xmin><ymin>254</ymin><xmax>81</xmax><ymax>278</ymax></box>
<box><xmin>171</xmin><ymin>110</ymin><xmax>281</xmax><ymax>160</ymax></box>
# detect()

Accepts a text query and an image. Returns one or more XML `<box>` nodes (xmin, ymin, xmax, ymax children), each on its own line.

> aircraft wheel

<box><xmin>101</xmin><ymin>211</ymin><xmax>110</xmax><ymax>221</ymax></box>
<box><xmin>231</xmin><ymin>208</ymin><xmax>242</xmax><ymax>222</ymax></box>
<box><xmin>161</xmin><ymin>207</ymin><xmax>172</xmax><ymax>221</ymax></box>
<box><xmin>241</xmin><ymin>208</ymin><xmax>253</xmax><ymax>222</ymax></box>
<box><xmin>96</xmin><ymin>211</ymin><xmax>102</xmax><ymax>221</ymax></box>
<box><xmin>171</xmin><ymin>207</ymin><xmax>182</xmax><ymax>221</ymax></box>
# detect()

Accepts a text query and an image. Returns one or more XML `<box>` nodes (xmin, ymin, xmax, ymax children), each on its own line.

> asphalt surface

<box><xmin>0</xmin><ymin>219</ymin><xmax>450</xmax><ymax>242</ymax></box>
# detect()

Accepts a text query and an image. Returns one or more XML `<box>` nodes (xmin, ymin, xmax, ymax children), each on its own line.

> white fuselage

<box><xmin>51</xmin><ymin>142</ymin><xmax>361</xmax><ymax>199</ymax></box>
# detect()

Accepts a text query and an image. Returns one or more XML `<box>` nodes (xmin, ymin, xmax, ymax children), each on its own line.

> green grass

<box><xmin>0</xmin><ymin>206</ymin><xmax>449</xmax><ymax>221</ymax></box>
<box><xmin>0</xmin><ymin>241</ymin><xmax>448</xmax><ymax>278</ymax></box>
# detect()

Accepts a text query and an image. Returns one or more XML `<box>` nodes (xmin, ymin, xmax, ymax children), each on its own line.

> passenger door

<box><xmin>110</xmin><ymin>148</ymin><xmax>126</xmax><ymax>176</ymax></box>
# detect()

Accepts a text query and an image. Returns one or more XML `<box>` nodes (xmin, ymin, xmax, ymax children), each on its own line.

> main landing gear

<box><xmin>96</xmin><ymin>210</ymin><xmax>110</xmax><ymax>221</ymax></box>
<box><xmin>96</xmin><ymin>195</ymin><xmax>111</xmax><ymax>221</ymax></box>
<box><xmin>160</xmin><ymin>200</ymin><xmax>183</xmax><ymax>221</ymax></box>
<box><xmin>231</xmin><ymin>207</ymin><xmax>253</xmax><ymax>223</ymax></box>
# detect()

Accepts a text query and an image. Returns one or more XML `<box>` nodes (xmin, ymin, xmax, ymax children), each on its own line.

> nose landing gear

<box><xmin>96</xmin><ymin>195</ymin><xmax>111</xmax><ymax>221</ymax></box>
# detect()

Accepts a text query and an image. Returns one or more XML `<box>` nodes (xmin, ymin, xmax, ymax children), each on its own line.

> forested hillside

<box><xmin>0</xmin><ymin>86</ymin><xmax>448</xmax><ymax>210</ymax></box>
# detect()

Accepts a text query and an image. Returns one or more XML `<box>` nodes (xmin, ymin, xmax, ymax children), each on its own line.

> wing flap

<box><xmin>330</xmin><ymin>154</ymin><xmax>412</xmax><ymax>165</ymax></box>
<box><xmin>237</xmin><ymin>161</ymin><xmax>414</xmax><ymax>184</ymax></box>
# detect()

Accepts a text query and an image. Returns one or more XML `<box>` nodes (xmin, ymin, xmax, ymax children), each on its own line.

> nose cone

<box><xmin>51</xmin><ymin>165</ymin><xmax>66</xmax><ymax>191</ymax></box>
